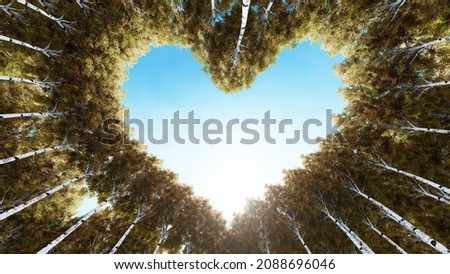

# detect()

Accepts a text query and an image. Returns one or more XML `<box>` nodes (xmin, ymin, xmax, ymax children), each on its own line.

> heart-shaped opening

<box><xmin>0</xmin><ymin>1</ymin><xmax>449</xmax><ymax>255</ymax></box>
<box><xmin>121</xmin><ymin>43</ymin><xmax>345</xmax><ymax>221</ymax></box>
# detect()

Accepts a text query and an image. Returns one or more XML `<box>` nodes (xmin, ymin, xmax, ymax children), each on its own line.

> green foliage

<box><xmin>0</xmin><ymin>0</ymin><xmax>448</xmax><ymax>253</ymax></box>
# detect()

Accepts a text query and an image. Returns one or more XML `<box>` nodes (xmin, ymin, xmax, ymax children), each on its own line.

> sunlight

<box><xmin>75</xmin><ymin>196</ymin><xmax>98</xmax><ymax>217</ymax></box>
<box><xmin>3</xmin><ymin>0</ymin><xmax>446</xmax><ymax>257</ymax></box>
<box><xmin>166</xmin><ymin>143</ymin><xmax>301</xmax><ymax>221</ymax></box>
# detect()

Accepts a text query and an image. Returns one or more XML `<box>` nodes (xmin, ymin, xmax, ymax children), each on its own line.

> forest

<box><xmin>0</xmin><ymin>0</ymin><xmax>449</xmax><ymax>254</ymax></box>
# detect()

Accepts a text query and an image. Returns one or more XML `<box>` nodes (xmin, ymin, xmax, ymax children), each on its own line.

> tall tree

<box><xmin>0</xmin><ymin>35</ymin><xmax>61</xmax><ymax>57</ymax></box>
<box><xmin>0</xmin><ymin>111</ymin><xmax>68</xmax><ymax>119</ymax></box>
<box><xmin>278</xmin><ymin>209</ymin><xmax>312</xmax><ymax>254</ymax></box>
<box><xmin>0</xmin><ymin>172</ymin><xmax>91</xmax><ymax>221</ymax></box>
<box><xmin>37</xmin><ymin>191</ymin><xmax>118</xmax><ymax>254</ymax></box>
<box><xmin>16</xmin><ymin>0</ymin><xmax>73</xmax><ymax>30</ymax></box>
<box><xmin>320</xmin><ymin>203</ymin><xmax>375</xmax><ymax>254</ymax></box>
<box><xmin>362</xmin><ymin>216</ymin><xmax>408</xmax><ymax>254</ymax></box>
<box><xmin>232</xmin><ymin>0</ymin><xmax>251</xmax><ymax>67</ymax></box>
<box><xmin>346</xmin><ymin>182</ymin><xmax>449</xmax><ymax>254</ymax></box>
<box><xmin>0</xmin><ymin>144</ymin><xmax>77</xmax><ymax>165</ymax></box>
<box><xmin>109</xmin><ymin>210</ymin><xmax>145</xmax><ymax>254</ymax></box>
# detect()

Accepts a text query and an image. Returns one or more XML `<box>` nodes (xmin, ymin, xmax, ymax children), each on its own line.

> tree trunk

<box><xmin>322</xmin><ymin>206</ymin><xmax>374</xmax><ymax>254</ymax></box>
<box><xmin>129</xmin><ymin>0</ymin><xmax>144</xmax><ymax>15</ymax></box>
<box><xmin>0</xmin><ymin>35</ymin><xmax>61</xmax><ymax>58</ymax></box>
<box><xmin>75</xmin><ymin>0</ymin><xmax>83</xmax><ymax>9</ymax></box>
<box><xmin>0</xmin><ymin>75</ymin><xmax>59</xmax><ymax>89</ymax></box>
<box><xmin>37</xmin><ymin>0</ymin><xmax>54</xmax><ymax>10</ymax></box>
<box><xmin>411</xmin><ymin>81</ymin><xmax>450</xmax><ymax>89</ymax></box>
<box><xmin>183</xmin><ymin>240</ymin><xmax>193</xmax><ymax>254</ymax></box>
<box><xmin>279</xmin><ymin>210</ymin><xmax>311</xmax><ymax>254</ymax></box>
<box><xmin>75</xmin><ymin>0</ymin><xmax>91</xmax><ymax>10</ymax></box>
<box><xmin>170</xmin><ymin>0</ymin><xmax>183</xmax><ymax>13</ymax></box>
<box><xmin>258</xmin><ymin>220</ymin><xmax>271</xmax><ymax>254</ymax></box>
<box><xmin>403</xmin><ymin>36</ymin><xmax>450</xmax><ymax>53</ymax></box>
<box><xmin>153</xmin><ymin>223</ymin><xmax>172</xmax><ymax>254</ymax></box>
<box><xmin>0</xmin><ymin>144</ymin><xmax>76</xmax><ymax>165</ymax></box>
<box><xmin>430</xmin><ymin>113</ymin><xmax>450</xmax><ymax>121</ymax></box>
<box><xmin>291</xmin><ymin>224</ymin><xmax>311</xmax><ymax>254</ymax></box>
<box><xmin>386</xmin><ymin>124</ymin><xmax>450</xmax><ymax>135</ymax></box>
<box><xmin>363</xmin><ymin>217</ymin><xmax>407</xmax><ymax>254</ymax></box>
<box><xmin>211</xmin><ymin>0</ymin><xmax>217</xmax><ymax>22</ymax></box>
<box><xmin>348</xmin><ymin>183</ymin><xmax>449</xmax><ymax>254</ymax></box>
<box><xmin>382</xmin><ymin>0</ymin><xmax>408</xmax><ymax>21</ymax></box>
<box><xmin>109</xmin><ymin>212</ymin><xmax>144</xmax><ymax>254</ymax></box>
<box><xmin>398</xmin><ymin>81</ymin><xmax>450</xmax><ymax>91</ymax></box>
<box><xmin>37</xmin><ymin>193</ymin><xmax>116</xmax><ymax>254</ymax></box>
<box><xmin>0</xmin><ymin>3</ymin><xmax>23</xmax><ymax>21</ymax></box>
<box><xmin>0</xmin><ymin>111</ymin><xmax>67</xmax><ymax>119</ymax></box>
<box><xmin>232</xmin><ymin>0</ymin><xmax>251</xmax><ymax>67</ymax></box>
<box><xmin>261</xmin><ymin>0</ymin><xmax>274</xmax><ymax>24</ymax></box>
<box><xmin>372</xmin><ymin>161</ymin><xmax>450</xmax><ymax>196</ymax></box>
<box><xmin>17</xmin><ymin>0</ymin><xmax>72</xmax><ymax>30</ymax></box>
<box><xmin>0</xmin><ymin>172</ymin><xmax>91</xmax><ymax>221</ymax></box>
<box><xmin>415</xmin><ymin>185</ymin><xmax>450</xmax><ymax>206</ymax></box>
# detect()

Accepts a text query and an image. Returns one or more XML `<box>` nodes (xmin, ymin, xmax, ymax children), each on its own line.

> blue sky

<box><xmin>113</xmin><ymin>41</ymin><xmax>345</xmax><ymax>221</ymax></box>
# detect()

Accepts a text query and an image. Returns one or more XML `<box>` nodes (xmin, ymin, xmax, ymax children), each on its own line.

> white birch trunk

<box><xmin>262</xmin><ymin>237</ymin><xmax>271</xmax><ymax>254</ymax></box>
<box><xmin>372</xmin><ymin>161</ymin><xmax>450</xmax><ymax>196</ymax></box>
<box><xmin>0</xmin><ymin>35</ymin><xmax>61</xmax><ymax>58</ymax></box>
<box><xmin>279</xmin><ymin>210</ymin><xmax>311</xmax><ymax>254</ymax></box>
<box><xmin>0</xmin><ymin>144</ymin><xmax>76</xmax><ymax>165</ymax></box>
<box><xmin>75</xmin><ymin>0</ymin><xmax>84</xmax><ymax>9</ymax></box>
<box><xmin>397</xmin><ymin>80</ymin><xmax>450</xmax><ymax>92</ymax></box>
<box><xmin>403</xmin><ymin>36</ymin><xmax>450</xmax><ymax>53</ymax></box>
<box><xmin>0</xmin><ymin>75</ymin><xmax>59</xmax><ymax>89</ymax></box>
<box><xmin>232</xmin><ymin>0</ymin><xmax>251</xmax><ymax>67</ymax></box>
<box><xmin>0</xmin><ymin>111</ymin><xmax>67</xmax><ymax>119</ymax></box>
<box><xmin>75</xmin><ymin>0</ymin><xmax>91</xmax><ymax>10</ymax></box>
<box><xmin>170</xmin><ymin>0</ymin><xmax>183</xmax><ymax>13</ymax></box>
<box><xmin>37</xmin><ymin>0</ymin><xmax>54</xmax><ymax>10</ymax></box>
<box><xmin>17</xmin><ymin>0</ymin><xmax>73</xmax><ymax>30</ymax></box>
<box><xmin>261</xmin><ymin>0</ymin><xmax>274</xmax><ymax>24</ymax></box>
<box><xmin>348</xmin><ymin>183</ymin><xmax>449</xmax><ymax>254</ymax></box>
<box><xmin>0</xmin><ymin>2</ymin><xmax>23</xmax><ymax>20</ymax></box>
<box><xmin>153</xmin><ymin>223</ymin><xmax>172</xmax><ymax>254</ymax></box>
<box><xmin>386</xmin><ymin>124</ymin><xmax>450</xmax><ymax>135</ymax></box>
<box><xmin>0</xmin><ymin>2</ymin><xmax>15</xmax><ymax>14</ymax></box>
<box><xmin>291</xmin><ymin>224</ymin><xmax>311</xmax><ymax>254</ymax></box>
<box><xmin>430</xmin><ymin>113</ymin><xmax>450</xmax><ymax>120</ymax></box>
<box><xmin>363</xmin><ymin>218</ymin><xmax>407</xmax><ymax>254</ymax></box>
<box><xmin>109</xmin><ymin>212</ymin><xmax>144</xmax><ymax>254</ymax></box>
<box><xmin>322</xmin><ymin>206</ymin><xmax>374</xmax><ymax>254</ymax></box>
<box><xmin>37</xmin><ymin>194</ymin><xmax>115</xmax><ymax>254</ymax></box>
<box><xmin>211</xmin><ymin>0</ymin><xmax>217</xmax><ymax>21</ymax></box>
<box><xmin>129</xmin><ymin>0</ymin><xmax>144</xmax><ymax>15</ymax></box>
<box><xmin>408</xmin><ymin>81</ymin><xmax>450</xmax><ymax>89</ymax></box>
<box><xmin>0</xmin><ymin>172</ymin><xmax>91</xmax><ymax>221</ymax></box>
<box><xmin>415</xmin><ymin>185</ymin><xmax>450</xmax><ymax>206</ymax></box>
<box><xmin>183</xmin><ymin>241</ymin><xmax>193</xmax><ymax>254</ymax></box>
<box><xmin>258</xmin><ymin>220</ymin><xmax>271</xmax><ymax>254</ymax></box>
<box><xmin>382</xmin><ymin>0</ymin><xmax>408</xmax><ymax>21</ymax></box>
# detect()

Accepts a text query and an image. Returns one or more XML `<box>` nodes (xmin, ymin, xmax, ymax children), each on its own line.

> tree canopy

<box><xmin>0</xmin><ymin>0</ymin><xmax>449</xmax><ymax>253</ymax></box>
